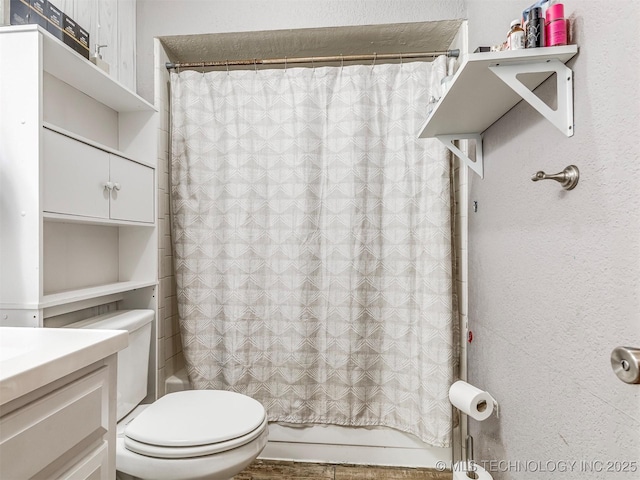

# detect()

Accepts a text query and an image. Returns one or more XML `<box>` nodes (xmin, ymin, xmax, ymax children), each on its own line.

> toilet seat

<box><xmin>123</xmin><ymin>390</ymin><xmax>267</xmax><ymax>459</ymax></box>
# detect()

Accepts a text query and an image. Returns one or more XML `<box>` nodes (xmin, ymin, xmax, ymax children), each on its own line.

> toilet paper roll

<box><xmin>453</xmin><ymin>461</ymin><xmax>493</xmax><ymax>480</ymax></box>
<box><xmin>448</xmin><ymin>380</ymin><xmax>494</xmax><ymax>421</ymax></box>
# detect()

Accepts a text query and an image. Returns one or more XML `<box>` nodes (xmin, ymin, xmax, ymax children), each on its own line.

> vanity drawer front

<box><xmin>0</xmin><ymin>367</ymin><xmax>109</xmax><ymax>480</ymax></box>
<box><xmin>58</xmin><ymin>442</ymin><xmax>108</xmax><ymax>480</ymax></box>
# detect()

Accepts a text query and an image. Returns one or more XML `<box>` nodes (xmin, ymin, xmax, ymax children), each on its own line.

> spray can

<box><xmin>526</xmin><ymin>7</ymin><xmax>545</xmax><ymax>48</ymax></box>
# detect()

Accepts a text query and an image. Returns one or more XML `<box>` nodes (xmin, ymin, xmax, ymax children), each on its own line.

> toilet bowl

<box><xmin>67</xmin><ymin>310</ymin><xmax>268</xmax><ymax>480</ymax></box>
<box><xmin>116</xmin><ymin>390</ymin><xmax>269</xmax><ymax>480</ymax></box>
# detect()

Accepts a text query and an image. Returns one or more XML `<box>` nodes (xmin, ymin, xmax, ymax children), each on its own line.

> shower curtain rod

<box><xmin>165</xmin><ymin>49</ymin><xmax>460</xmax><ymax>70</ymax></box>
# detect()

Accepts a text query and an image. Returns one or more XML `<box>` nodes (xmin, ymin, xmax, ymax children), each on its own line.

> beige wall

<box><xmin>136</xmin><ymin>0</ymin><xmax>465</xmax><ymax>102</ymax></box>
<box><xmin>465</xmin><ymin>1</ymin><xmax>640</xmax><ymax>478</ymax></box>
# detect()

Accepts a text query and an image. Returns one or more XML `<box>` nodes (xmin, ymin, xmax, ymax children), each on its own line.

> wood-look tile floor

<box><xmin>233</xmin><ymin>460</ymin><xmax>452</xmax><ymax>479</ymax></box>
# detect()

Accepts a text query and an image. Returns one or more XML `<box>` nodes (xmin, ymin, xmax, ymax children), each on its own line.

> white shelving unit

<box><xmin>0</xmin><ymin>25</ymin><xmax>158</xmax><ymax>343</ymax></box>
<box><xmin>419</xmin><ymin>45</ymin><xmax>578</xmax><ymax>177</ymax></box>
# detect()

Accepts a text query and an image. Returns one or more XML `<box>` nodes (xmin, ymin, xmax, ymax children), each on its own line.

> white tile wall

<box><xmin>154</xmin><ymin>39</ymin><xmax>183</xmax><ymax>397</ymax></box>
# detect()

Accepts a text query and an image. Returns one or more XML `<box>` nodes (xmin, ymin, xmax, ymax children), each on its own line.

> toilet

<box><xmin>67</xmin><ymin>310</ymin><xmax>268</xmax><ymax>480</ymax></box>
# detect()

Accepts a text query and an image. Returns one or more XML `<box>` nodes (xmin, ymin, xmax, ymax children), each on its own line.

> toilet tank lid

<box><xmin>64</xmin><ymin>309</ymin><xmax>154</xmax><ymax>333</ymax></box>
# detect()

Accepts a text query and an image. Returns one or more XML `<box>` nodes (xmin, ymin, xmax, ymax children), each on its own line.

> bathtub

<box><xmin>165</xmin><ymin>369</ymin><xmax>451</xmax><ymax>467</ymax></box>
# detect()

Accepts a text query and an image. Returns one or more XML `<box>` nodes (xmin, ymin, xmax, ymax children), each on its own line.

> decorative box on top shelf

<box><xmin>419</xmin><ymin>45</ymin><xmax>578</xmax><ymax>178</ymax></box>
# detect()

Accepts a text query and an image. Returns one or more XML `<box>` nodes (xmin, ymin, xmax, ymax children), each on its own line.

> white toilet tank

<box><xmin>66</xmin><ymin>310</ymin><xmax>154</xmax><ymax>421</ymax></box>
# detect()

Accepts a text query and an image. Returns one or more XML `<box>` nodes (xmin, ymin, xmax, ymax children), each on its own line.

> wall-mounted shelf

<box><xmin>419</xmin><ymin>45</ymin><xmax>578</xmax><ymax>178</ymax></box>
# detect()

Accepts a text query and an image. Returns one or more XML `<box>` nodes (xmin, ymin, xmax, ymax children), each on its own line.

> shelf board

<box><xmin>42</xmin><ymin>211</ymin><xmax>156</xmax><ymax>227</ymax></box>
<box><xmin>43</xmin><ymin>123</ymin><xmax>157</xmax><ymax>169</ymax></box>
<box><xmin>0</xmin><ymin>25</ymin><xmax>156</xmax><ymax>113</ymax></box>
<box><xmin>40</xmin><ymin>280</ymin><xmax>158</xmax><ymax>309</ymax></box>
<box><xmin>419</xmin><ymin>45</ymin><xmax>579</xmax><ymax>138</ymax></box>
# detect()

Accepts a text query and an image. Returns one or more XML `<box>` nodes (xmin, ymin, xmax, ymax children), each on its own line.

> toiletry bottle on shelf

<box><xmin>507</xmin><ymin>20</ymin><xmax>525</xmax><ymax>50</ymax></box>
<box><xmin>91</xmin><ymin>44</ymin><xmax>110</xmax><ymax>73</ymax></box>
<box><xmin>545</xmin><ymin>3</ymin><xmax>567</xmax><ymax>46</ymax></box>
<box><xmin>526</xmin><ymin>7</ymin><xmax>545</xmax><ymax>48</ymax></box>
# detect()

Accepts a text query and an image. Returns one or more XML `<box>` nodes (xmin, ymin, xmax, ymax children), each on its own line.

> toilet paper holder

<box><xmin>479</xmin><ymin>395</ymin><xmax>499</xmax><ymax>419</ymax></box>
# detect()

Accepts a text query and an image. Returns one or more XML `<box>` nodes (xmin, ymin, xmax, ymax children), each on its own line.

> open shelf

<box><xmin>40</xmin><ymin>280</ymin><xmax>158</xmax><ymax>309</ymax></box>
<box><xmin>42</xmin><ymin>211</ymin><xmax>156</xmax><ymax>227</ymax></box>
<box><xmin>419</xmin><ymin>45</ymin><xmax>578</xmax><ymax>177</ymax></box>
<box><xmin>43</xmin><ymin>123</ymin><xmax>156</xmax><ymax>169</ymax></box>
<box><xmin>1</xmin><ymin>25</ymin><xmax>155</xmax><ymax>113</ymax></box>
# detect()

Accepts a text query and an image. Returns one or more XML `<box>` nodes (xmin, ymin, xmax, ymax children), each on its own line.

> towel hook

<box><xmin>531</xmin><ymin>165</ymin><xmax>579</xmax><ymax>190</ymax></box>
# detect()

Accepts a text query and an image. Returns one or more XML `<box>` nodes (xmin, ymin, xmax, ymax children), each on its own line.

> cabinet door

<box><xmin>43</xmin><ymin>129</ymin><xmax>110</xmax><ymax>219</ymax></box>
<box><xmin>109</xmin><ymin>155</ymin><xmax>154</xmax><ymax>223</ymax></box>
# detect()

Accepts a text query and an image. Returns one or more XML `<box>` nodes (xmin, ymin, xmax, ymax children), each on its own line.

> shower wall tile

<box><xmin>157</xmin><ymin>306</ymin><xmax>165</xmax><ymax>337</ymax></box>
<box><xmin>157</xmin><ymin>367</ymin><xmax>165</xmax><ymax>397</ymax></box>
<box><xmin>165</xmin><ymin>333</ymin><xmax>181</xmax><ymax>361</ymax></box>
<box><xmin>154</xmin><ymin>38</ymin><xmax>184</xmax><ymax>393</ymax></box>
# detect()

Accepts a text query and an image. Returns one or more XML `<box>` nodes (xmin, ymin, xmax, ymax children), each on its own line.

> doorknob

<box><xmin>611</xmin><ymin>347</ymin><xmax>640</xmax><ymax>384</ymax></box>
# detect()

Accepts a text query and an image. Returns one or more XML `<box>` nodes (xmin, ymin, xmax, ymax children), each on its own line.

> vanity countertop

<box><xmin>0</xmin><ymin>327</ymin><xmax>128</xmax><ymax>406</ymax></box>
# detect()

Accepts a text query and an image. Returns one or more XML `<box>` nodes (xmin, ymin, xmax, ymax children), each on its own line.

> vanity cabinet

<box><xmin>0</xmin><ymin>328</ymin><xmax>127</xmax><ymax>480</ymax></box>
<box><xmin>0</xmin><ymin>24</ymin><xmax>158</xmax><ymax>330</ymax></box>
<box><xmin>1</xmin><ymin>366</ymin><xmax>112</xmax><ymax>479</ymax></box>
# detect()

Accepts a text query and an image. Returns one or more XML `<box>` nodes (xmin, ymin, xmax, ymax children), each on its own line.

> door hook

<box><xmin>531</xmin><ymin>165</ymin><xmax>579</xmax><ymax>190</ymax></box>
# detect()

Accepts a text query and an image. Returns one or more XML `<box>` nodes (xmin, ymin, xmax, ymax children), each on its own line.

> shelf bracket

<box><xmin>436</xmin><ymin>134</ymin><xmax>484</xmax><ymax>179</ymax></box>
<box><xmin>488</xmin><ymin>59</ymin><xmax>574</xmax><ymax>137</ymax></box>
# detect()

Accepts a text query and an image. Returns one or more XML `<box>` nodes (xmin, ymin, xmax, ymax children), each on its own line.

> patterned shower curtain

<box><xmin>170</xmin><ymin>58</ymin><xmax>454</xmax><ymax>447</ymax></box>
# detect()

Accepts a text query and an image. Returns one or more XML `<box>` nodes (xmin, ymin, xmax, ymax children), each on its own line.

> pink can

<box><xmin>546</xmin><ymin>3</ymin><xmax>567</xmax><ymax>46</ymax></box>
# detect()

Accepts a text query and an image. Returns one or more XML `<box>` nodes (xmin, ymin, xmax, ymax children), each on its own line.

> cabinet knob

<box><xmin>103</xmin><ymin>181</ymin><xmax>114</xmax><ymax>191</ymax></box>
<box><xmin>113</xmin><ymin>183</ymin><xmax>121</xmax><ymax>191</ymax></box>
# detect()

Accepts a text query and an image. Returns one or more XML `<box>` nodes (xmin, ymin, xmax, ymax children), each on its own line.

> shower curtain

<box><xmin>170</xmin><ymin>58</ymin><xmax>454</xmax><ymax>447</ymax></box>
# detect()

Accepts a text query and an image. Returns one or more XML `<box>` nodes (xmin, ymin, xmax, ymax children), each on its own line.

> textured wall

<box><xmin>466</xmin><ymin>1</ymin><xmax>640</xmax><ymax>478</ymax></box>
<box><xmin>136</xmin><ymin>0</ymin><xmax>465</xmax><ymax>102</ymax></box>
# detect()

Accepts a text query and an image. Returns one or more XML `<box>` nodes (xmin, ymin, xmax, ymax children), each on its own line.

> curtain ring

<box><xmin>311</xmin><ymin>56</ymin><xmax>315</xmax><ymax>71</ymax></box>
<box><xmin>284</xmin><ymin>56</ymin><xmax>287</xmax><ymax>73</ymax></box>
<box><xmin>372</xmin><ymin>52</ymin><xmax>377</xmax><ymax>67</ymax></box>
<box><xmin>340</xmin><ymin>54</ymin><xmax>344</xmax><ymax>72</ymax></box>
<box><xmin>201</xmin><ymin>61</ymin><xmax>205</xmax><ymax>76</ymax></box>
<box><xmin>226</xmin><ymin>60</ymin><xmax>229</xmax><ymax>76</ymax></box>
<box><xmin>400</xmin><ymin>53</ymin><xmax>403</xmax><ymax>67</ymax></box>
<box><xmin>254</xmin><ymin>58</ymin><xmax>257</xmax><ymax>73</ymax></box>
